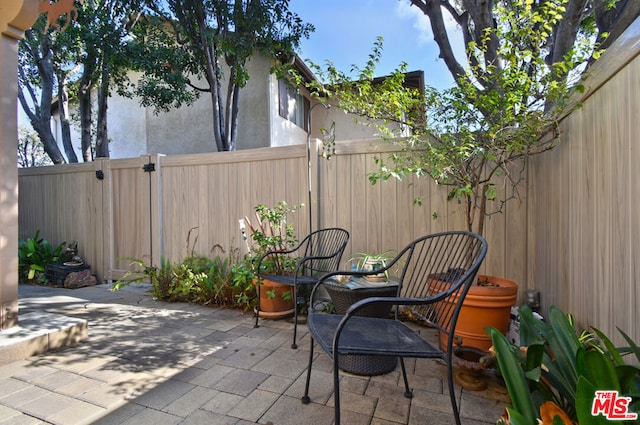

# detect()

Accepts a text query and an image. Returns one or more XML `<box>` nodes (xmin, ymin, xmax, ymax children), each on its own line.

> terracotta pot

<box><xmin>436</xmin><ymin>274</ymin><xmax>518</xmax><ymax>351</ymax></box>
<box><xmin>254</xmin><ymin>278</ymin><xmax>295</xmax><ymax>319</ymax></box>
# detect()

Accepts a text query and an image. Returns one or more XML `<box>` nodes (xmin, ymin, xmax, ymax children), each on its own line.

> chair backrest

<box><xmin>298</xmin><ymin>228</ymin><xmax>350</xmax><ymax>276</ymax></box>
<box><xmin>394</xmin><ymin>231</ymin><xmax>487</xmax><ymax>338</ymax></box>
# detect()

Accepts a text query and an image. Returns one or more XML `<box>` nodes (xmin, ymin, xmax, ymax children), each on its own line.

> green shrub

<box><xmin>489</xmin><ymin>305</ymin><xmax>640</xmax><ymax>425</ymax></box>
<box><xmin>113</xmin><ymin>250</ymin><xmax>247</xmax><ymax>308</ymax></box>
<box><xmin>202</xmin><ymin>255</ymin><xmax>236</xmax><ymax>306</ymax></box>
<box><xmin>230</xmin><ymin>258</ymin><xmax>258</xmax><ymax>310</ymax></box>
<box><xmin>177</xmin><ymin>255</ymin><xmax>236</xmax><ymax>305</ymax></box>
<box><xmin>18</xmin><ymin>231</ymin><xmax>76</xmax><ymax>284</ymax></box>
<box><xmin>113</xmin><ymin>256</ymin><xmax>176</xmax><ymax>300</ymax></box>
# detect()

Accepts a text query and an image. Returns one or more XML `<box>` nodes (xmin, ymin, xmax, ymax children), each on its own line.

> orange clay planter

<box><xmin>438</xmin><ymin>275</ymin><xmax>518</xmax><ymax>351</ymax></box>
<box><xmin>254</xmin><ymin>278</ymin><xmax>295</xmax><ymax>319</ymax></box>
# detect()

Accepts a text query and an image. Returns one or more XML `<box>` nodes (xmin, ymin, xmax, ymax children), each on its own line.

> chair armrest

<box><xmin>316</xmin><ymin>265</ymin><xmax>396</xmax><ymax>284</ymax></box>
<box><xmin>345</xmin><ymin>295</ymin><xmax>443</xmax><ymax>317</ymax></box>
<box><xmin>309</xmin><ymin>267</ymin><xmax>398</xmax><ymax>304</ymax></box>
<box><xmin>290</xmin><ymin>254</ymin><xmax>337</xmax><ymax>277</ymax></box>
<box><xmin>312</xmin><ymin>242</ymin><xmax>411</xmax><ymax>284</ymax></box>
<box><xmin>342</xmin><ymin>278</ymin><xmax>474</xmax><ymax>316</ymax></box>
<box><xmin>256</xmin><ymin>248</ymin><xmax>302</xmax><ymax>276</ymax></box>
<box><xmin>257</xmin><ymin>246</ymin><xmax>301</xmax><ymax>263</ymax></box>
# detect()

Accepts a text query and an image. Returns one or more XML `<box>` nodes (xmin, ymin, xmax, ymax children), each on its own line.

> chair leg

<box><xmin>446</xmin><ymin>350</ymin><xmax>462</xmax><ymax>425</ymax></box>
<box><xmin>301</xmin><ymin>337</ymin><xmax>315</xmax><ymax>404</ymax></box>
<box><xmin>333</xmin><ymin>351</ymin><xmax>341</xmax><ymax>425</ymax></box>
<box><xmin>291</xmin><ymin>284</ymin><xmax>298</xmax><ymax>349</ymax></box>
<box><xmin>398</xmin><ymin>357</ymin><xmax>413</xmax><ymax>398</ymax></box>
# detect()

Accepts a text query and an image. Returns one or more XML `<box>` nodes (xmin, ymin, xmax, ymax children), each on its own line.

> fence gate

<box><xmin>103</xmin><ymin>154</ymin><xmax>162</xmax><ymax>283</ymax></box>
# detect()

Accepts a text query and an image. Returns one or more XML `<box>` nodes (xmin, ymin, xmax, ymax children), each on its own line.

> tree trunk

<box><xmin>206</xmin><ymin>49</ymin><xmax>226</xmax><ymax>152</ymax></box>
<box><xmin>414</xmin><ymin>0</ymin><xmax>640</xmax><ymax>89</ymax></box>
<box><xmin>549</xmin><ymin>0</ymin><xmax>589</xmax><ymax>67</ymax></box>
<box><xmin>78</xmin><ymin>88</ymin><xmax>93</xmax><ymax>162</ymax></box>
<box><xmin>17</xmin><ymin>90</ymin><xmax>65</xmax><ymax>164</ymax></box>
<box><xmin>38</xmin><ymin>133</ymin><xmax>64</xmax><ymax>164</ymax></box>
<box><xmin>229</xmin><ymin>83</ymin><xmax>240</xmax><ymax>152</ymax></box>
<box><xmin>18</xmin><ymin>30</ymin><xmax>66</xmax><ymax>164</ymax></box>
<box><xmin>410</xmin><ymin>0</ymin><xmax>467</xmax><ymax>84</ymax></box>
<box><xmin>595</xmin><ymin>0</ymin><xmax>640</xmax><ymax>50</ymax></box>
<box><xmin>56</xmin><ymin>72</ymin><xmax>78</xmax><ymax>163</ymax></box>
<box><xmin>35</xmin><ymin>50</ymin><xmax>64</xmax><ymax>164</ymax></box>
<box><xmin>95</xmin><ymin>62</ymin><xmax>110</xmax><ymax>158</ymax></box>
<box><xmin>225</xmin><ymin>66</ymin><xmax>239</xmax><ymax>152</ymax></box>
<box><xmin>79</xmin><ymin>47</ymin><xmax>97</xmax><ymax>162</ymax></box>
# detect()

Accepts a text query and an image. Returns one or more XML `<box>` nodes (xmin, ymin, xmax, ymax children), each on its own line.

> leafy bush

<box><xmin>179</xmin><ymin>255</ymin><xmax>236</xmax><ymax>305</ymax></box>
<box><xmin>489</xmin><ymin>305</ymin><xmax>640</xmax><ymax>425</ymax></box>
<box><xmin>18</xmin><ymin>231</ymin><xmax>76</xmax><ymax>284</ymax></box>
<box><xmin>113</xmin><ymin>252</ymin><xmax>244</xmax><ymax>307</ymax></box>
<box><xmin>230</xmin><ymin>258</ymin><xmax>258</xmax><ymax>310</ymax></box>
<box><xmin>113</xmin><ymin>256</ymin><xmax>175</xmax><ymax>300</ymax></box>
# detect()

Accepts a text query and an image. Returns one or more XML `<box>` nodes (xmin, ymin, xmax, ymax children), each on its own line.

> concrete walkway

<box><xmin>0</xmin><ymin>284</ymin><xmax>509</xmax><ymax>424</ymax></box>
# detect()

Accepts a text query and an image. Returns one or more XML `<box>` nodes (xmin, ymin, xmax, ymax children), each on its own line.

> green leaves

<box><xmin>489</xmin><ymin>328</ymin><xmax>538</xmax><ymax>424</ymax></box>
<box><xmin>128</xmin><ymin>0</ymin><xmax>313</xmax><ymax>151</ymax></box>
<box><xmin>114</xmin><ymin>253</ymin><xmax>240</xmax><ymax>306</ymax></box>
<box><xmin>490</xmin><ymin>305</ymin><xmax>640</xmax><ymax>424</ymax></box>
<box><xmin>243</xmin><ymin>201</ymin><xmax>301</xmax><ymax>277</ymax></box>
<box><xmin>575</xmin><ymin>347</ymin><xmax>640</xmax><ymax>425</ymax></box>
<box><xmin>312</xmin><ymin>1</ymin><xmax>599</xmax><ymax>236</ymax></box>
<box><xmin>18</xmin><ymin>231</ymin><xmax>75</xmax><ymax>284</ymax></box>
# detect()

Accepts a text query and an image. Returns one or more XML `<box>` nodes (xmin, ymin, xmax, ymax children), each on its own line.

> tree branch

<box><xmin>410</xmin><ymin>0</ymin><xmax>468</xmax><ymax>85</ymax></box>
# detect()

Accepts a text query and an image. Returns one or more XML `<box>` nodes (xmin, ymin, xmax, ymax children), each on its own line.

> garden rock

<box><xmin>64</xmin><ymin>269</ymin><xmax>96</xmax><ymax>289</ymax></box>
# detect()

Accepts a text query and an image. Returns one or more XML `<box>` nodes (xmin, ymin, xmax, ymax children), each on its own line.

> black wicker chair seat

<box><xmin>309</xmin><ymin>314</ymin><xmax>440</xmax><ymax>358</ymax></box>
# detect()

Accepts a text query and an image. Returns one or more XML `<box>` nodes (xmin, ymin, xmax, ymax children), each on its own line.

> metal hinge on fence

<box><xmin>143</xmin><ymin>162</ymin><xmax>155</xmax><ymax>173</ymax></box>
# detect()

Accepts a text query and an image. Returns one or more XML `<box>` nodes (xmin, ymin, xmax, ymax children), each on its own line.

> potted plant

<box><xmin>234</xmin><ymin>201</ymin><xmax>302</xmax><ymax>319</ymax></box>
<box><xmin>313</xmin><ymin>3</ymin><xmax>593</xmax><ymax>351</ymax></box>
<box><xmin>18</xmin><ymin>231</ymin><xmax>78</xmax><ymax>285</ymax></box>
<box><xmin>430</xmin><ymin>270</ymin><xmax>518</xmax><ymax>351</ymax></box>
<box><xmin>348</xmin><ymin>249</ymin><xmax>396</xmax><ymax>282</ymax></box>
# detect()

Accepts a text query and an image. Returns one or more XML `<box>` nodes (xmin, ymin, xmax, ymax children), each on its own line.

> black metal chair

<box><xmin>256</xmin><ymin>227</ymin><xmax>350</xmax><ymax>349</ymax></box>
<box><xmin>301</xmin><ymin>231</ymin><xmax>488</xmax><ymax>425</ymax></box>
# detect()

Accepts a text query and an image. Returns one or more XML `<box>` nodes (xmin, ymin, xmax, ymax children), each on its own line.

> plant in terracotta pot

<box><xmin>233</xmin><ymin>201</ymin><xmax>302</xmax><ymax>318</ymax></box>
<box><xmin>311</xmin><ymin>2</ymin><xmax>599</xmax><ymax>351</ymax></box>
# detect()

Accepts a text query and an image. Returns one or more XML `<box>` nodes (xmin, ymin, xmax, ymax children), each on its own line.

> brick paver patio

<box><xmin>0</xmin><ymin>284</ymin><xmax>509</xmax><ymax>424</ymax></box>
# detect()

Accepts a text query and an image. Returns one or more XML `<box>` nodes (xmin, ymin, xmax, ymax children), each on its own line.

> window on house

<box><xmin>279</xmin><ymin>79</ymin><xmax>310</xmax><ymax>131</ymax></box>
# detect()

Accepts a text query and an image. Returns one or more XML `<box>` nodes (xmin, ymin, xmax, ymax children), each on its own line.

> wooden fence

<box><xmin>527</xmin><ymin>19</ymin><xmax>640</xmax><ymax>344</ymax></box>
<box><xmin>18</xmin><ymin>140</ymin><xmax>523</xmax><ymax>284</ymax></box>
<box><xmin>18</xmin><ymin>18</ymin><xmax>640</xmax><ymax>345</ymax></box>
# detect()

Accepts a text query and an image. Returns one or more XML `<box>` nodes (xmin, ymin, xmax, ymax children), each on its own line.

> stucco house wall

<box><xmin>111</xmin><ymin>55</ymin><xmax>275</xmax><ymax>156</ymax></box>
<box><xmin>107</xmin><ymin>72</ymin><xmax>148</xmax><ymax>158</ymax></box>
<box><xmin>50</xmin><ymin>55</ymin><xmax>399</xmax><ymax>160</ymax></box>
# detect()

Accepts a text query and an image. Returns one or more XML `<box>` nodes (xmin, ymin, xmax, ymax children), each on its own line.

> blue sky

<box><xmin>288</xmin><ymin>0</ymin><xmax>462</xmax><ymax>91</ymax></box>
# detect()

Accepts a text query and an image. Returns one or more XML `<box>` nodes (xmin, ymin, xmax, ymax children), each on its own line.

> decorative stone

<box><xmin>63</xmin><ymin>269</ymin><xmax>96</xmax><ymax>289</ymax></box>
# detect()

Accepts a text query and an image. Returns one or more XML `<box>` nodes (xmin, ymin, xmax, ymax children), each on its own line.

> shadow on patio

<box><xmin>0</xmin><ymin>284</ymin><xmax>509</xmax><ymax>424</ymax></box>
